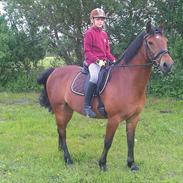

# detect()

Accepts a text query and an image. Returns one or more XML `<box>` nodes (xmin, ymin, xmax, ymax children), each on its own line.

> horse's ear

<box><xmin>158</xmin><ymin>25</ymin><xmax>164</xmax><ymax>34</ymax></box>
<box><xmin>146</xmin><ymin>20</ymin><xmax>152</xmax><ymax>34</ymax></box>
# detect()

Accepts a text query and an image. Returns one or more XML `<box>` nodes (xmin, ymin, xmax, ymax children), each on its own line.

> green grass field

<box><xmin>0</xmin><ymin>92</ymin><xmax>182</xmax><ymax>183</ymax></box>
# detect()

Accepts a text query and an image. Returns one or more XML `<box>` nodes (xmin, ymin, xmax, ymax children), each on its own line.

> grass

<box><xmin>0</xmin><ymin>92</ymin><xmax>182</xmax><ymax>183</ymax></box>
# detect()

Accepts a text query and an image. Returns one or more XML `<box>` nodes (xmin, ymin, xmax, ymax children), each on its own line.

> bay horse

<box><xmin>37</xmin><ymin>21</ymin><xmax>173</xmax><ymax>171</ymax></box>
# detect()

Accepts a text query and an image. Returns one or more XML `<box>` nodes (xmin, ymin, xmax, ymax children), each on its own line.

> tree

<box><xmin>5</xmin><ymin>0</ymin><xmax>89</xmax><ymax>65</ymax></box>
<box><xmin>0</xmin><ymin>15</ymin><xmax>45</xmax><ymax>86</ymax></box>
<box><xmin>5</xmin><ymin>0</ymin><xmax>155</xmax><ymax>65</ymax></box>
<box><xmin>4</xmin><ymin>0</ymin><xmax>183</xmax><ymax>67</ymax></box>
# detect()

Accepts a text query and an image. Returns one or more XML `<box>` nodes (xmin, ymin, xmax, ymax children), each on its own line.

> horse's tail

<box><xmin>37</xmin><ymin>67</ymin><xmax>55</xmax><ymax>85</ymax></box>
<box><xmin>37</xmin><ymin>68</ymin><xmax>55</xmax><ymax>112</ymax></box>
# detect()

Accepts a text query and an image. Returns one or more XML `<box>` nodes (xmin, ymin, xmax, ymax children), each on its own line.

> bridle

<box><xmin>144</xmin><ymin>33</ymin><xmax>169</xmax><ymax>68</ymax></box>
<box><xmin>115</xmin><ymin>33</ymin><xmax>169</xmax><ymax>68</ymax></box>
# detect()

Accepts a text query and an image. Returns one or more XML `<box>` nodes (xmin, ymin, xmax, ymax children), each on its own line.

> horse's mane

<box><xmin>117</xmin><ymin>27</ymin><xmax>163</xmax><ymax>64</ymax></box>
<box><xmin>117</xmin><ymin>31</ymin><xmax>146</xmax><ymax>64</ymax></box>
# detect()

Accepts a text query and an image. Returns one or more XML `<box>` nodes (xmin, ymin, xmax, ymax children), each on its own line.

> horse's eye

<box><xmin>148</xmin><ymin>41</ymin><xmax>153</xmax><ymax>45</ymax></box>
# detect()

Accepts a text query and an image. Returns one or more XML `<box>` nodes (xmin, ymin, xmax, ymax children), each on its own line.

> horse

<box><xmin>37</xmin><ymin>21</ymin><xmax>173</xmax><ymax>171</ymax></box>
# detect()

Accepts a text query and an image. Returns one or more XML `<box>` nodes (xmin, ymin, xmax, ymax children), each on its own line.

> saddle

<box><xmin>71</xmin><ymin>66</ymin><xmax>112</xmax><ymax>96</ymax></box>
<box><xmin>71</xmin><ymin>65</ymin><xmax>113</xmax><ymax>116</ymax></box>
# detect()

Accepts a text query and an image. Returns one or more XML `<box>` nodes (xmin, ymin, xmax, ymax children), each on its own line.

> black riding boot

<box><xmin>83</xmin><ymin>82</ymin><xmax>97</xmax><ymax>118</ymax></box>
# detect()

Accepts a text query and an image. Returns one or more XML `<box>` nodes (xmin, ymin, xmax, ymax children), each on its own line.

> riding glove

<box><xmin>96</xmin><ymin>59</ymin><xmax>107</xmax><ymax>67</ymax></box>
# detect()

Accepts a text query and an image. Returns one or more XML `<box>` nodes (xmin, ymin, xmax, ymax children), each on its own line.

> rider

<box><xmin>83</xmin><ymin>8</ymin><xmax>116</xmax><ymax>118</ymax></box>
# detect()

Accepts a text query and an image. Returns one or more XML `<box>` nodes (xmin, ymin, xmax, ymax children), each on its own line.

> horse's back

<box><xmin>49</xmin><ymin>65</ymin><xmax>81</xmax><ymax>80</ymax></box>
<box><xmin>46</xmin><ymin>65</ymin><xmax>82</xmax><ymax>106</ymax></box>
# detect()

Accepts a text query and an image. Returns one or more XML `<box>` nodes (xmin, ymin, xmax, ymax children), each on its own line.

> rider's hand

<box><xmin>96</xmin><ymin>60</ymin><xmax>107</xmax><ymax>67</ymax></box>
<box><xmin>110</xmin><ymin>60</ymin><xmax>116</xmax><ymax>66</ymax></box>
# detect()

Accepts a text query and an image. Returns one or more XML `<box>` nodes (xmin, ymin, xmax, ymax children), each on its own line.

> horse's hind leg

<box><xmin>57</xmin><ymin>128</ymin><xmax>63</xmax><ymax>151</ymax></box>
<box><xmin>54</xmin><ymin>103</ymin><xmax>73</xmax><ymax>165</ymax></box>
<box><xmin>126</xmin><ymin>115</ymin><xmax>139</xmax><ymax>172</ymax></box>
<box><xmin>99</xmin><ymin>116</ymin><xmax>120</xmax><ymax>171</ymax></box>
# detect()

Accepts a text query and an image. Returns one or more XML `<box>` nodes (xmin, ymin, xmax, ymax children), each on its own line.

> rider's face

<box><xmin>92</xmin><ymin>17</ymin><xmax>105</xmax><ymax>28</ymax></box>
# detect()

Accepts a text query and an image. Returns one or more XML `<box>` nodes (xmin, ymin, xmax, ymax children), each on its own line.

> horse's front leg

<box><xmin>126</xmin><ymin>115</ymin><xmax>139</xmax><ymax>172</ymax></box>
<box><xmin>99</xmin><ymin>116</ymin><xmax>120</xmax><ymax>171</ymax></box>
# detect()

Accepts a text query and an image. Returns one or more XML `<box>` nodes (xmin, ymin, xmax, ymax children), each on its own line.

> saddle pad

<box><xmin>71</xmin><ymin>72</ymin><xmax>87</xmax><ymax>96</ymax></box>
<box><xmin>71</xmin><ymin>69</ymin><xmax>111</xmax><ymax>96</ymax></box>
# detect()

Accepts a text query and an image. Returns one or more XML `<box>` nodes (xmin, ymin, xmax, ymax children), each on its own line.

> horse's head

<box><xmin>144</xmin><ymin>21</ymin><xmax>174</xmax><ymax>73</ymax></box>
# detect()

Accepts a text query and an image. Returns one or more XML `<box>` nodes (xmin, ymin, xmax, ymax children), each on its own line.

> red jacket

<box><xmin>84</xmin><ymin>26</ymin><xmax>115</xmax><ymax>65</ymax></box>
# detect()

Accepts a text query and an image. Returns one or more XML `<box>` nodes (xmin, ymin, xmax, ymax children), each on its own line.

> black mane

<box><xmin>117</xmin><ymin>27</ymin><xmax>163</xmax><ymax>64</ymax></box>
<box><xmin>117</xmin><ymin>31</ymin><xmax>146</xmax><ymax>64</ymax></box>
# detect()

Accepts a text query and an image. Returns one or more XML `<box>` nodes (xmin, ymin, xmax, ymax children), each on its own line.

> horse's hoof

<box><xmin>99</xmin><ymin>160</ymin><xmax>107</xmax><ymax>171</ymax></box>
<box><xmin>100</xmin><ymin>164</ymin><xmax>107</xmax><ymax>171</ymax></box>
<box><xmin>131</xmin><ymin>164</ymin><xmax>139</xmax><ymax>172</ymax></box>
<box><xmin>65</xmin><ymin>159</ymin><xmax>73</xmax><ymax>166</ymax></box>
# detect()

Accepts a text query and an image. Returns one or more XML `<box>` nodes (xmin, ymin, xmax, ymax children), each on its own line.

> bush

<box><xmin>148</xmin><ymin>67</ymin><xmax>183</xmax><ymax>99</ymax></box>
<box><xmin>0</xmin><ymin>67</ymin><xmax>43</xmax><ymax>92</ymax></box>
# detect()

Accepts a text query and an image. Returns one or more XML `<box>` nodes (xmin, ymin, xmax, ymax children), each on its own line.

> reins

<box><xmin>114</xmin><ymin>62</ymin><xmax>153</xmax><ymax>68</ymax></box>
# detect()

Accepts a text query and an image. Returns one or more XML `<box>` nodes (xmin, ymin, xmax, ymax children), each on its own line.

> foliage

<box><xmin>5</xmin><ymin>0</ymin><xmax>89</xmax><ymax>65</ymax></box>
<box><xmin>1</xmin><ymin>68</ymin><xmax>42</xmax><ymax>92</ymax></box>
<box><xmin>0</xmin><ymin>93</ymin><xmax>183</xmax><ymax>182</ymax></box>
<box><xmin>5</xmin><ymin>0</ymin><xmax>159</xmax><ymax>64</ymax></box>
<box><xmin>152</xmin><ymin>0</ymin><xmax>183</xmax><ymax>68</ymax></box>
<box><xmin>149</xmin><ymin>67</ymin><xmax>183</xmax><ymax>99</ymax></box>
<box><xmin>0</xmin><ymin>15</ymin><xmax>46</xmax><ymax>88</ymax></box>
<box><xmin>151</xmin><ymin>0</ymin><xmax>183</xmax><ymax>99</ymax></box>
<box><xmin>38</xmin><ymin>56</ymin><xmax>64</xmax><ymax>68</ymax></box>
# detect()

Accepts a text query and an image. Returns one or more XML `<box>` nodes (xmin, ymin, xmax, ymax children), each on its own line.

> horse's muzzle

<box><xmin>160</xmin><ymin>59</ymin><xmax>174</xmax><ymax>73</ymax></box>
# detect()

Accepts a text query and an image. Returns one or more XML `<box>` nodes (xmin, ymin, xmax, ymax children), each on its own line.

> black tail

<box><xmin>37</xmin><ymin>67</ymin><xmax>55</xmax><ymax>85</ymax></box>
<box><xmin>37</xmin><ymin>68</ymin><xmax>55</xmax><ymax>112</ymax></box>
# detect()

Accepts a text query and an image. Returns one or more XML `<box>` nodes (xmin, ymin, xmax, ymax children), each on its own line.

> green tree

<box><xmin>0</xmin><ymin>15</ymin><xmax>45</xmax><ymax>87</ymax></box>
<box><xmin>153</xmin><ymin>0</ymin><xmax>183</xmax><ymax>67</ymax></box>
<box><xmin>6</xmin><ymin>0</ymin><xmax>155</xmax><ymax>65</ymax></box>
<box><xmin>145</xmin><ymin>0</ymin><xmax>183</xmax><ymax>98</ymax></box>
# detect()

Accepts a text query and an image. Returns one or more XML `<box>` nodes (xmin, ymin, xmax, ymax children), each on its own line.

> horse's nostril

<box><xmin>161</xmin><ymin>61</ymin><xmax>172</xmax><ymax>73</ymax></box>
<box><xmin>163</xmin><ymin>62</ymin><xmax>167</xmax><ymax>68</ymax></box>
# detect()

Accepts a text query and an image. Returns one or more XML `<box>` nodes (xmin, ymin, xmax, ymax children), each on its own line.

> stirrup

<box><xmin>83</xmin><ymin>106</ymin><xmax>96</xmax><ymax>118</ymax></box>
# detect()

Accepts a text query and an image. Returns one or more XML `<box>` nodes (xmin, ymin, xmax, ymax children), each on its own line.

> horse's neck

<box><xmin>119</xmin><ymin>46</ymin><xmax>152</xmax><ymax>94</ymax></box>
